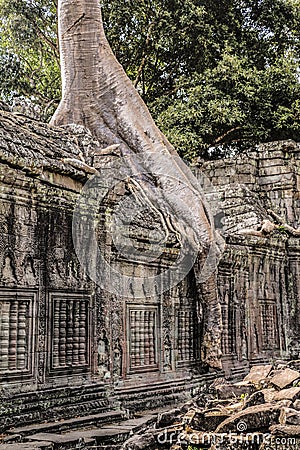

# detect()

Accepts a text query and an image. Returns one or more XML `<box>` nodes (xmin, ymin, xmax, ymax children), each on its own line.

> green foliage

<box><xmin>239</xmin><ymin>392</ymin><xmax>248</xmax><ymax>402</ymax></box>
<box><xmin>0</xmin><ymin>0</ymin><xmax>300</xmax><ymax>158</ymax></box>
<box><xmin>187</xmin><ymin>446</ymin><xmax>206</xmax><ymax>450</ymax></box>
<box><xmin>276</xmin><ymin>224</ymin><xmax>289</xmax><ymax>237</ymax></box>
<box><xmin>0</xmin><ymin>0</ymin><xmax>60</xmax><ymax>119</ymax></box>
<box><xmin>154</xmin><ymin>50</ymin><xmax>300</xmax><ymax>159</ymax></box>
<box><xmin>102</xmin><ymin>0</ymin><xmax>300</xmax><ymax>159</ymax></box>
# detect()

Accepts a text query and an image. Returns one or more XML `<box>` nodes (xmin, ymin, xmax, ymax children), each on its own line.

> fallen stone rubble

<box><xmin>121</xmin><ymin>361</ymin><xmax>300</xmax><ymax>450</ymax></box>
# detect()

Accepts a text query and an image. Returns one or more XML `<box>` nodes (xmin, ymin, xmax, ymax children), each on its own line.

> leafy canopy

<box><xmin>0</xmin><ymin>0</ymin><xmax>60</xmax><ymax>117</ymax></box>
<box><xmin>0</xmin><ymin>0</ymin><xmax>299</xmax><ymax>159</ymax></box>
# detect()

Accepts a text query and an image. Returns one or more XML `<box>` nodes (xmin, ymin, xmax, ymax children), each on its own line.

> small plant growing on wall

<box><xmin>277</xmin><ymin>225</ymin><xmax>287</xmax><ymax>234</ymax></box>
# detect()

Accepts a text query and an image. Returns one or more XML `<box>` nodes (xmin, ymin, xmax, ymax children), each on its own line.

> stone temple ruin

<box><xmin>198</xmin><ymin>140</ymin><xmax>300</xmax><ymax>374</ymax></box>
<box><xmin>0</xmin><ymin>107</ymin><xmax>299</xmax><ymax>431</ymax></box>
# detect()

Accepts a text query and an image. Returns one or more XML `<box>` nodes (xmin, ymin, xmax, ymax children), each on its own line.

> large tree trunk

<box><xmin>51</xmin><ymin>0</ymin><xmax>223</xmax><ymax>369</ymax></box>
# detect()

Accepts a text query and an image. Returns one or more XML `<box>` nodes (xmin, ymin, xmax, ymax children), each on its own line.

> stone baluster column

<box><xmin>59</xmin><ymin>300</ymin><xmax>67</xmax><ymax>366</ymax></box>
<box><xmin>139</xmin><ymin>310</ymin><xmax>145</xmax><ymax>366</ymax></box>
<box><xmin>144</xmin><ymin>310</ymin><xmax>150</xmax><ymax>366</ymax></box>
<box><xmin>79</xmin><ymin>300</ymin><xmax>87</xmax><ymax>365</ymax></box>
<box><xmin>0</xmin><ymin>301</ymin><xmax>10</xmax><ymax>371</ymax></box>
<box><xmin>148</xmin><ymin>311</ymin><xmax>155</xmax><ymax>365</ymax></box>
<box><xmin>66</xmin><ymin>300</ymin><xmax>74</xmax><ymax>365</ymax></box>
<box><xmin>130</xmin><ymin>310</ymin><xmax>136</xmax><ymax>368</ymax></box>
<box><xmin>8</xmin><ymin>300</ymin><xmax>18</xmax><ymax>370</ymax></box>
<box><xmin>17</xmin><ymin>301</ymin><xmax>27</xmax><ymax>370</ymax></box>
<box><xmin>73</xmin><ymin>301</ymin><xmax>80</xmax><ymax>365</ymax></box>
<box><xmin>53</xmin><ymin>300</ymin><xmax>60</xmax><ymax>367</ymax></box>
<box><xmin>135</xmin><ymin>311</ymin><xmax>141</xmax><ymax>367</ymax></box>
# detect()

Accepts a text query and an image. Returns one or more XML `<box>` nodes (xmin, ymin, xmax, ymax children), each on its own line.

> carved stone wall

<box><xmin>0</xmin><ymin>110</ymin><xmax>204</xmax><ymax>429</ymax></box>
<box><xmin>0</xmin><ymin>109</ymin><xmax>299</xmax><ymax>427</ymax></box>
<box><xmin>198</xmin><ymin>140</ymin><xmax>300</xmax><ymax>375</ymax></box>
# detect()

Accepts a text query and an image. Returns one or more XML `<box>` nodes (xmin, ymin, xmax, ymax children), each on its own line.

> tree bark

<box><xmin>51</xmin><ymin>0</ymin><xmax>223</xmax><ymax>369</ymax></box>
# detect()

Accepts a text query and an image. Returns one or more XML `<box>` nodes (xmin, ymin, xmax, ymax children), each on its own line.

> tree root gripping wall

<box><xmin>0</xmin><ymin>110</ymin><xmax>299</xmax><ymax>429</ymax></box>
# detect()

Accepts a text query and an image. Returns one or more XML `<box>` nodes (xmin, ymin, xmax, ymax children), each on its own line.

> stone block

<box><xmin>259</xmin><ymin>166</ymin><xmax>291</xmax><ymax>177</ymax></box>
<box><xmin>270</xmin><ymin>369</ymin><xmax>300</xmax><ymax>390</ymax></box>
<box><xmin>244</xmin><ymin>365</ymin><xmax>273</xmax><ymax>384</ymax></box>
<box><xmin>157</xmin><ymin>408</ymin><xmax>182</xmax><ymax>428</ymax></box>
<box><xmin>294</xmin><ymin>400</ymin><xmax>300</xmax><ymax>411</ymax></box>
<box><xmin>274</xmin><ymin>387</ymin><xmax>300</xmax><ymax>402</ymax></box>
<box><xmin>26</xmin><ymin>432</ymin><xmax>95</xmax><ymax>445</ymax></box>
<box><xmin>189</xmin><ymin>410</ymin><xmax>230</xmax><ymax>431</ymax></box>
<box><xmin>215</xmin><ymin>382</ymin><xmax>256</xmax><ymax>400</ymax></box>
<box><xmin>280</xmin><ymin>408</ymin><xmax>300</xmax><ymax>426</ymax></box>
<box><xmin>225</xmin><ymin>402</ymin><xmax>244</xmax><ymax>414</ymax></box>
<box><xmin>0</xmin><ymin>444</ymin><xmax>52</xmax><ymax>450</ymax></box>
<box><xmin>259</xmin><ymin>173</ymin><xmax>294</xmax><ymax>185</ymax></box>
<box><xmin>244</xmin><ymin>390</ymin><xmax>265</xmax><ymax>408</ymax></box>
<box><xmin>270</xmin><ymin>424</ymin><xmax>300</xmax><ymax>437</ymax></box>
<box><xmin>259</xmin><ymin>158</ymin><xmax>285</xmax><ymax>168</ymax></box>
<box><xmin>236</xmin><ymin>174</ymin><xmax>257</xmax><ymax>184</ymax></box>
<box><xmin>215</xmin><ymin>403</ymin><xmax>281</xmax><ymax>433</ymax></box>
<box><xmin>121</xmin><ymin>431</ymin><xmax>157</xmax><ymax>450</ymax></box>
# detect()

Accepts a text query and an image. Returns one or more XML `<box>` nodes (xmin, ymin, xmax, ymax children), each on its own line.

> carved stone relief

<box><xmin>113</xmin><ymin>338</ymin><xmax>122</xmax><ymax>379</ymax></box>
<box><xmin>97</xmin><ymin>329</ymin><xmax>110</xmax><ymax>379</ymax></box>
<box><xmin>48</xmin><ymin>293</ymin><xmax>90</xmax><ymax>374</ymax></box>
<box><xmin>127</xmin><ymin>306</ymin><xmax>159</xmax><ymax>374</ymax></box>
<box><xmin>2</xmin><ymin>254</ymin><xmax>17</xmax><ymax>284</ymax></box>
<box><xmin>259</xmin><ymin>300</ymin><xmax>279</xmax><ymax>350</ymax></box>
<box><xmin>0</xmin><ymin>290</ymin><xmax>36</xmax><ymax>379</ymax></box>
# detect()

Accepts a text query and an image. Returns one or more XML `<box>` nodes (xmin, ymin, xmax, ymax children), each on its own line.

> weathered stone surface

<box><xmin>225</xmin><ymin>402</ymin><xmax>244</xmax><ymax>414</ymax></box>
<box><xmin>261</xmin><ymin>389</ymin><xmax>277</xmax><ymax>402</ymax></box>
<box><xmin>280</xmin><ymin>408</ymin><xmax>300</xmax><ymax>425</ymax></box>
<box><xmin>157</xmin><ymin>409</ymin><xmax>182</xmax><ymax>428</ymax></box>
<box><xmin>0</xmin><ymin>444</ymin><xmax>51</xmax><ymax>450</ymax></box>
<box><xmin>189</xmin><ymin>410</ymin><xmax>230</xmax><ymax>431</ymax></box>
<box><xmin>244</xmin><ymin>365</ymin><xmax>273</xmax><ymax>384</ymax></box>
<box><xmin>274</xmin><ymin>387</ymin><xmax>300</xmax><ymax>402</ymax></box>
<box><xmin>277</xmin><ymin>400</ymin><xmax>293</xmax><ymax>408</ymax></box>
<box><xmin>0</xmin><ymin>109</ymin><xmax>300</xmax><ymax>431</ymax></box>
<box><xmin>182</xmin><ymin>408</ymin><xmax>199</xmax><ymax>426</ymax></box>
<box><xmin>270</xmin><ymin>369</ymin><xmax>300</xmax><ymax>390</ymax></box>
<box><xmin>215</xmin><ymin>404</ymin><xmax>281</xmax><ymax>433</ymax></box>
<box><xmin>244</xmin><ymin>391</ymin><xmax>266</xmax><ymax>408</ymax></box>
<box><xmin>0</xmin><ymin>111</ymin><xmax>215</xmax><ymax>428</ymax></box>
<box><xmin>215</xmin><ymin>382</ymin><xmax>255</xmax><ymax>400</ymax></box>
<box><xmin>27</xmin><ymin>432</ymin><xmax>95</xmax><ymax>445</ymax></box>
<box><xmin>288</xmin><ymin>361</ymin><xmax>300</xmax><ymax>371</ymax></box>
<box><xmin>120</xmin><ymin>431</ymin><xmax>157</xmax><ymax>450</ymax></box>
<box><xmin>205</xmin><ymin>399</ymin><xmax>231</xmax><ymax>409</ymax></box>
<box><xmin>294</xmin><ymin>400</ymin><xmax>300</xmax><ymax>411</ymax></box>
<box><xmin>121</xmin><ymin>361</ymin><xmax>300</xmax><ymax>450</ymax></box>
<box><xmin>195</xmin><ymin>392</ymin><xmax>215</xmax><ymax>408</ymax></box>
<box><xmin>270</xmin><ymin>424</ymin><xmax>300</xmax><ymax>437</ymax></box>
<box><xmin>8</xmin><ymin>411</ymin><xmax>124</xmax><ymax>437</ymax></box>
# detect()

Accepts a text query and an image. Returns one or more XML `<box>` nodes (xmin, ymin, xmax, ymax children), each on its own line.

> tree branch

<box><xmin>213</xmin><ymin>126</ymin><xmax>242</xmax><ymax>145</ymax></box>
<box><xmin>267</xmin><ymin>209</ymin><xmax>300</xmax><ymax>236</ymax></box>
